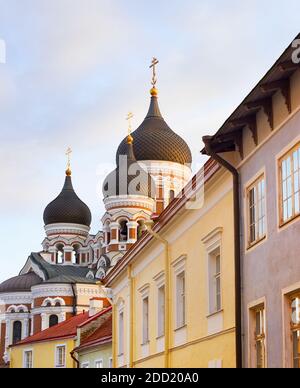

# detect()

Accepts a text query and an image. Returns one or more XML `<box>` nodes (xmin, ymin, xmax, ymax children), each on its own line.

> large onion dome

<box><xmin>0</xmin><ymin>272</ymin><xmax>42</xmax><ymax>293</ymax></box>
<box><xmin>103</xmin><ymin>135</ymin><xmax>156</xmax><ymax>199</ymax></box>
<box><xmin>43</xmin><ymin>171</ymin><xmax>92</xmax><ymax>227</ymax></box>
<box><xmin>116</xmin><ymin>88</ymin><xmax>192</xmax><ymax>166</ymax></box>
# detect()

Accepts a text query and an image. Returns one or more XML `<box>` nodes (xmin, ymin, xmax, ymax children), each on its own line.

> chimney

<box><xmin>89</xmin><ymin>298</ymin><xmax>105</xmax><ymax>317</ymax></box>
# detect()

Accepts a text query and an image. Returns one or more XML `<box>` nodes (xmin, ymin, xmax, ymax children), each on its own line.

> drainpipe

<box><xmin>145</xmin><ymin>221</ymin><xmax>170</xmax><ymax>368</ymax></box>
<box><xmin>202</xmin><ymin>135</ymin><xmax>242</xmax><ymax>369</ymax></box>
<box><xmin>127</xmin><ymin>265</ymin><xmax>134</xmax><ymax>368</ymax></box>
<box><xmin>70</xmin><ymin>350</ymin><xmax>80</xmax><ymax>368</ymax></box>
<box><xmin>71</xmin><ymin>284</ymin><xmax>77</xmax><ymax>316</ymax></box>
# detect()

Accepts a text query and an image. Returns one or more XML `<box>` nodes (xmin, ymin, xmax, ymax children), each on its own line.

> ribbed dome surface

<box><xmin>116</xmin><ymin>95</ymin><xmax>192</xmax><ymax>166</ymax></box>
<box><xmin>103</xmin><ymin>140</ymin><xmax>156</xmax><ymax>199</ymax></box>
<box><xmin>43</xmin><ymin>175</ymin><xmax>92</xmax><ymax>227</ymax></box>
<box><xmin>0</xmin><ymin>272</ymin><xmax>42</xmax><ymax>293</ymax></box>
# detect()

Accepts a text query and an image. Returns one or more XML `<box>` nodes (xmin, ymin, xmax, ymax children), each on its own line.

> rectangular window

<box><xmin>118</xmin><ymin>311</ymin><xmax>124</xmax><ymax>356</ymax></box>
<box><xmin>56</xmin><ymin>345</ymin><xmax>66</xmax><ymax>368</ymax></box>
<box><xmin>109</xmin><ymin>357</ymin><xmax>113</xmax><ymax>368</ymax></box>
<box><xmin>158</xmin><ymin>285</ymin><xmax>165</xmax><ymax>337</ymax></box>
<box><xmin>247</xmin><ymin>175</ymin><xmax>266</xmax><ymax>246</ymax></box>
<box><xmin>209</xmin><ymin>249</ymin><xmax>222</xmax><ymax>314</ymax></box>
<box><xmin>95</xmin><ymin>360</ymin><xmax>103</xmax><ymax>368</ymax></box>
<box><xmin>24</xmin><ymin>350</ymin><xmax>33</xmax><ymax>369</ymax></box>
<box><xmin>254</xmin><ymin>307</ymin><xmax>266</xmax><ymax>368</ymax></box>
<box><xmin>142</xmin><ymin>297</ymin><xmax>149</xmax><ymax>344</ymax></box>
<box><xmin>176</xmin><ymin>272</ymin><xmax>186</xmax><ymax>328</ymax></box>
<box><xmin>291</xmin><ymin>295</ymin><xmax>300</xmax><ymax>368</ymax></box>
<box><xmin>81</xmin><ymin>362</ymin><xmax>89</xmax><ymax>368</ymax></box>
<box><xmin>279</xmin><ymin>143</ymin><xmax>300</xmax><ymax>225</ymax></box>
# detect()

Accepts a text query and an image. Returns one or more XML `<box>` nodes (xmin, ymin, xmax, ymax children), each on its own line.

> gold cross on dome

<box><xmin>126</xmin><ymin>112</ymin><xmax>134</xmax><ymax>136</ymax></box>
<box><xmin>150</xmin><ymin>57</ymin><xmax>159</xmax><ymax>87</ymax></box>
<box><xmin>65</xmin><ymin>147</ymin><xmax>72</xmax><ymax>170</ymax></box>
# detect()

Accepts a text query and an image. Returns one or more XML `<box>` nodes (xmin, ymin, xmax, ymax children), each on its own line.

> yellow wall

<box><xmin>10</xmin><ymin>338</ymin><xmax>76</xmax><ymax>368</ymax></box>
<box><xmin>110</xmin><ymin>169</ymin><xmax>236</xmax><ymax>368</ymax></box>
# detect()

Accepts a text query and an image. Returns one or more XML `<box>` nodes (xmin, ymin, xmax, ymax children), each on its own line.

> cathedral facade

<box><xmin>0</xmin><ymin>73</ymin><xmax>192</xmax><ymax>367</ymax></box>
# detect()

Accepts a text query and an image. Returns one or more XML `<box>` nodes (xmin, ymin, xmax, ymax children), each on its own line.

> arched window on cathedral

<box><xmin>169</xmin><ymin>189</ymin><xmax>175</xmax><ymax>204</ymax></box>
<box><xmin>56</xmin><ymin>244</ymin><xmax>64</xmax><ymax>264</ymax></box>
<box><xmin>119</xmin><ymin>220</ymin><xmax>128</xmax><ymax>242</ymax></box>
<box><xmin>12</xmin><ymin>321</ymin><xmax>22</xmax><ymax>344</ymax></box>
<box><xmin>49</xmin><ymin>315</ymin><xmax>59</xmax><ymax>328</ymax></box>
<box><xmin>72</xmin><ymin>244</ymin><xmax>80</xmax><ymax>265</ymax></box>
<box><xmin>55</xmin><ymin>301</ymin><xmax>61</xmax><ymax>307</ymax></box>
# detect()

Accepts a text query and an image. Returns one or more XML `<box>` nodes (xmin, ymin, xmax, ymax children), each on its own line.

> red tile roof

<box><xmin>11</xmin><ymin>312</ymin><xmax>90</xmax><ymax>347</ymax></box>
<box><xmin>75</xmin><ymin>312</ymin><xmax>112</xmax><ymax>352</ymax></box>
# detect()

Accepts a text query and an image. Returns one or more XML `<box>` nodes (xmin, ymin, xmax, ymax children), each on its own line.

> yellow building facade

<box><xmin>10</xmin><ymin>338</ymin><xmax>76</xmax><ymax>368</ymax></box>
<box><xmin>105</xmin><ymin>160</ymin><xmax>236</xmax><ymax>368</ymax></box>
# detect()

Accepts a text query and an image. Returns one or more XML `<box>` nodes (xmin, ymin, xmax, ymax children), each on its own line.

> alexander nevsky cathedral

<box><xmin>0</xmin><ymin>62</ymin><xmax>192</xmax><ymax>367</ymax></box>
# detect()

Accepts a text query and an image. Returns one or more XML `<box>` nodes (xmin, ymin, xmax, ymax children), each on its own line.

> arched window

<box><xmin>18</xmin><ymin>309</ymin><xmax>24</xmax><ymax>314</ymax></box>
<box><xmin>72</xmin><ymin>244</ymin><xmax>80</xmax><ymax>265</ymax></box>
<box><xmin>119</xmin><ymin>220</ymin><xmax>128</xmax><ymax>242</ymax></box>
<box><xmin>12</xmin><ymin>321</ymin><xmax>22</xmax><ymax>344</ymax></box>
<box><xmin>55</xmin><ymin>301</ymin><xmax>61</xmax><ymax>307</ymax></box>
<box><xmin>56</xmin><ymin>244</ymin><xmax>64</xmax><ymax>264</ymax></box>
<box><xmin>49</xmin><ymin>315</ymin><xmax>59</xmax><ymax>328</ymax></box>
<box><xmin>169</xmin><ymin>189</ymin><xmax>175</xmax><ymax>204</ymax></box>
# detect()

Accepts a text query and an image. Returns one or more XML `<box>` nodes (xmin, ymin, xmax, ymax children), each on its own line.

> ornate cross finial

<box><xmin>65</xmin><ymin>147</ymin><xmax>72</xmax><ymax>176</ymax></box>
<box><xmin>150</xmin><ymin>57</ymin><xmax>159</xmax><ymax>88</ymax></box>
<box><xmin>126</xmin><ymin>112</ymin><xmax>134</xmax><ymax>145</ymax></box>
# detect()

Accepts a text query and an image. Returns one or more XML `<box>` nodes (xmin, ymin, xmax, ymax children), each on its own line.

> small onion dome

<box><xmin>0</xmin><ymin>272</ymin><xmax>42</xmax><ymax>293</ymax></box>
<box><xmin>103</xmin><ymin>135</ymin><xmax>156</xmax><ymax>199</ymax></box>
<box><xmin>116</xmin><ymin>88</ymin><xmax>192</xmax><ymax>166</ymax></box>
<box><xmin>43</xmin><ymin>172</ymin><xmax>92</xmax><ymax>227</ymax></box>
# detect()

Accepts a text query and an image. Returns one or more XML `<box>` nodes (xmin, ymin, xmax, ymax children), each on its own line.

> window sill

<box><xmin>247</xmin><ymin>235</ymin><xmax>266</xmax><ymax>251</ymax></box>
<box><xmin>279</xmin><ymin>213</ymin><xmax>300</xmax><ymax>229</ymax></box>
<box><xmin>207</xmin><ymin>309</ymin><xmax>223</xmax><ymax>319</ymax></box>
<box><xmin>174</xmin><ymin>324</ymin><xmax>187</xmax><ymax>332</ymax></box>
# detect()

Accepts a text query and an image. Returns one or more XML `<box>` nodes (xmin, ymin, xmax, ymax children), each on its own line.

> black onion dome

<box><xmin>103</xmin><ymin>139</ymin><xmax>156</xmax><ymax>199</ymax></box>
<box><xmin>0</xmin><ymin>272</ymin><xmax>42</xmax><ymax>293</ymax></box>
<box><xmin>43</xmin><ymin>174</ymin><xmax>92</xmax><ymax>227</ymax></box>
<box><xmin>116</xmin><ymin>93</ymin><xmax>192</xmax><ymax>166</ymax></box>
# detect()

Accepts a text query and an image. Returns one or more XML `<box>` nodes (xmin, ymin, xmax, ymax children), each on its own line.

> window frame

<box><xmin>246</xmin><ymin>174</ymin><xmax>266</xmax><ymax>248</ymax></box>
<box><xmin>248</xmin><ymin>299</ymin><xmax>267</xmax><ymax>368</ymax></box>
<box><xmin>94</xmin><ymin>359</ymin><xmax>103</xmax><ymax>368</ymax></box>
<box><xmin>118</xmin><ymin>309</ymin><xmax>124</xmax><ymax>356</ymax></box>
<box><xmin>278</xmin><ymin>141</ymin><xmax>300</xmax><ymax>227</ymax></box>
<box><xmin>290</xmin><ymin>293</ymin><xmax>300</xmax><ymax>368</ymax></box>
<box><xmin>142</xmin><ymin>296</ymin><xmax>150</xmax><ymax>345</ymax></box>
<box><xmin>23</xmin><ymin>349</ymin><xmax>33</xmax><ymax>369</ymax></box>
<box><xmin>55</xmin><ymin>344</ymin><xmax>66</xmax><ymax>368</ymax></box>
<box><xmin>81</xmin><ymin>362</ymin><xmax>90</xmax><ymax>368</ymax></box>
<box><xmin>176</xmin><ymin>271</ymin><xmax>186</xmax><ymax>329</ymax></box>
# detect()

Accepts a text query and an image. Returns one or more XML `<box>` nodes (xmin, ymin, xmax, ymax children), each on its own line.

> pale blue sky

<box><xmin>0</xmin><ymin>0</ymin><xmax>299</xmax><ymax>282</ymax></box>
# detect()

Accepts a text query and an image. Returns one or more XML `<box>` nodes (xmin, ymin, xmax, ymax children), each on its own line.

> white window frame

<box><xmin>139</xmin><ymin>284</ymin><xmax>150</xmax><ymax>346</ymax></box>
<box><xmin>94</xmin><ymin>359</ymin><xmax>103</xmax><ymax>368</ymax></box>
<box><xmin>154</xmin><ymin>272</ymin><xmax>165</xmax><ymax>339</ymax></box>
<box><xmin>23</xmin><ymin>349</ymin><xmax>33</xmax><ymax>369</ymax></box>
<box><xmin>172</xmin><ymin>256</ymin><xmax>187</xmax><ymax>330</ymax></box>
<box><xmin>55</xmin><ymin>344</ymin><xmax>66</xmax><ymax>368</ymax></box>
<box><xmin>81</xmin><ymin>362</ymin><xmax>90</xmax><ymax>369</ymax></box>
<box><xmin>118</xmin><ymin>307</ymin><xmax>124</xmax><ymax>356</ymax></box>
<box><xmin>202</xmin><ymin>228</ymin><xmax>223</xmax><ymax>316</ymax></box>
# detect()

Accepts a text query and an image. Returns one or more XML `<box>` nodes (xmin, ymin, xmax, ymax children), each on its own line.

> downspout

<box><xmin>202</xmin><ymin>135</ymin><xmax>242</xmax><ymax>369</ymax></box>
<box><xmin>127</xmin><ymin>265</ymin><xmax>134</xmax><ymax>368</ymax></box>
<box><xmin>71</xmin><ymin>283</ymin><xmax>77</xmax><ymax>316</ymax></box>
<box><xmin>70</xmin><ymin>350</ymin><xmax>80</xmax><ymax>369</ymax></box>
<box><xmin>145</xmin><ymin>223</ymin><xmax>170</xmax><ymax>368</ymax></box>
